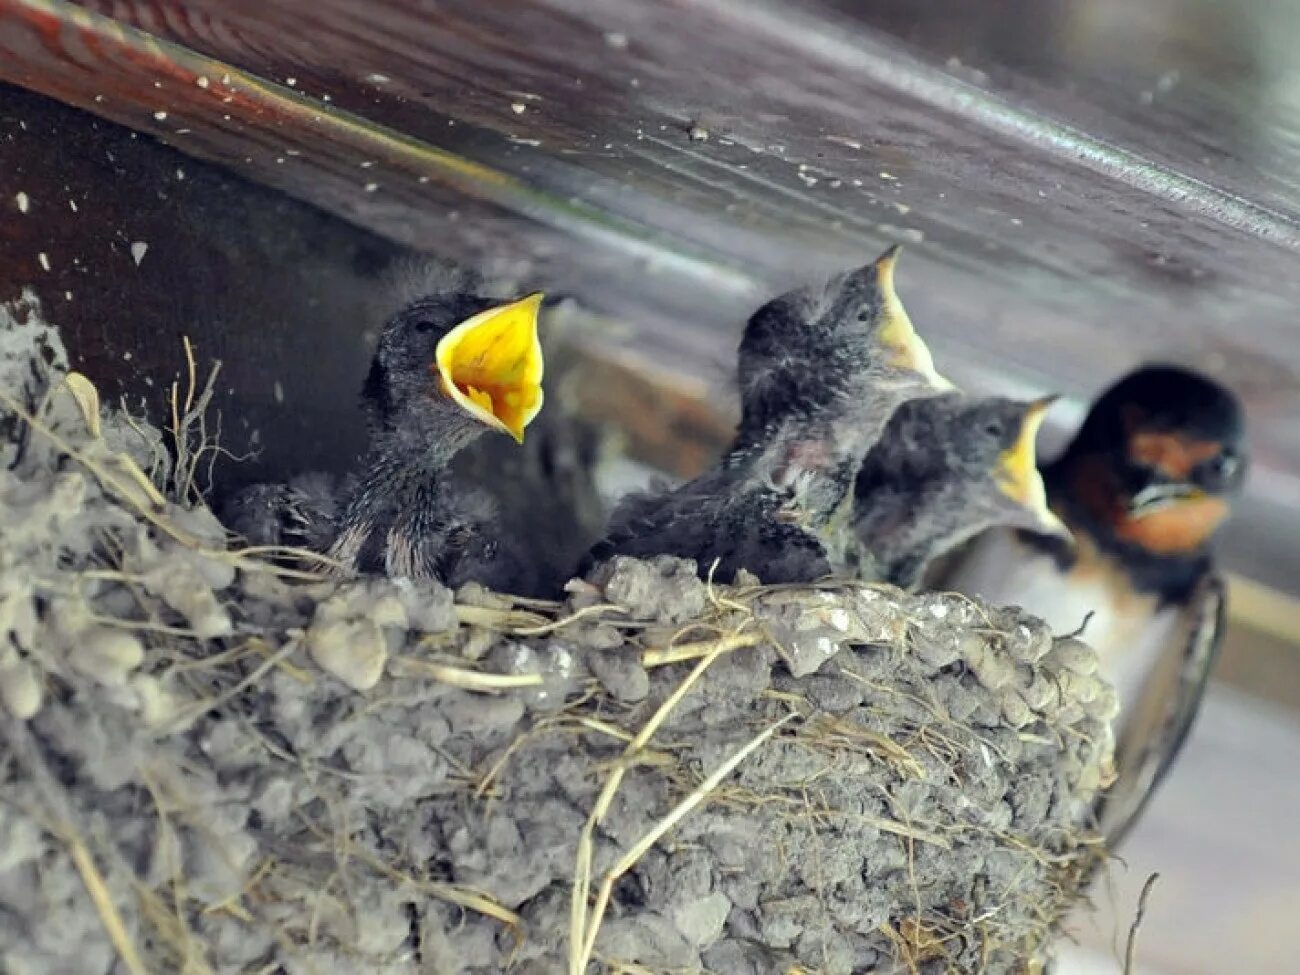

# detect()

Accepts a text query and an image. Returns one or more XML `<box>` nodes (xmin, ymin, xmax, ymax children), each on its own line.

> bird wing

<box><xmin>1098</xmin><ymin>570</ymin><xmax>1226</xmax><ymax>847</ymax></box>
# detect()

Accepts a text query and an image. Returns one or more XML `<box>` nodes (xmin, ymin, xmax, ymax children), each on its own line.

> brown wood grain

<box><xmin>1</xmin><ymin>0</ymin><xmax>1298</xmax><ymax>594</ymax></box>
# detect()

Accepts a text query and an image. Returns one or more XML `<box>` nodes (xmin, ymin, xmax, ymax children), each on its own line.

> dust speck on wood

<box><xmin>0</xmin><ymin>294</ymin><xmax>1112</xmax><ymax>974</ymax></box>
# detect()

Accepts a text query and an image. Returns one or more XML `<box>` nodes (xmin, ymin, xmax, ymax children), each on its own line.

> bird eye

<box><xmin>412</xmin><ymin>319</ymin><xmax>440</xmax><ymax>334</ymax></box>
<box><xmin>983</xmin><ymin>420</ymin><xmax>1004</xmax><ymax>439</ymax></box>
<box><xmin>1212</xmin><ymin>450</ymin><xmax>1240</xmax><ymax>481</ymax></box>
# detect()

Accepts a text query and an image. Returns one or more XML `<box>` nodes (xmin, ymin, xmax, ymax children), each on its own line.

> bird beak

<box><xmin>1128</xmin><ymin>480</ymin><xmax>1207</xmax><ymax>517</ymax></box>
<box><xmin>997</xmin><ymin>395</ymin><xmax>1070</xmax><ymax>537</ymax></box>
<box><xmin>871</xmin><ymin>246</ymin><xmax>955</xmax><ymax>392</ymax></box>
<box><xmin>434</xmin><ymin>292</ymin><xmax>546</xmax><ymax>443</ymax></box>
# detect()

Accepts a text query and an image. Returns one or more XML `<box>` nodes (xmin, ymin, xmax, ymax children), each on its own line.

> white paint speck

<box><xmin>176</xmin><ymin>168</ymin><xmax>185</xmax><ymax>180</ymax></box>
<box><xmin>64</xmin><ymin>291</ymin><xmax>73</xmax><ymax>301</ymax></box>
<box><xmin>418</xmin><ymin>175</ymin><xmax>430</xmax><ymax>184</ymax></box>
<box><xmin>604</xmin><ymin>31</ymin><xmax>628</xmax><ymax>49</ymax></box>
<box><xmin>360</xmin><ymin>160</ymin><xmax>375</xmax><ymax>168</ymax></box>
<box><xmin>123</xmin><ymin>351</ymin><xmax>132</xmax><ymax>361</ymax></box>
<box><xmin>196</xmin><ymin>76</ymin><xmax>209</xmax><ymax>89</ymax></box>
<box><xmin>37</xmin><ymin>253</ymin><xmax>50</xmax><ymax>272</ymax></box>
<box><xmin>364</xmin><ymin>182</ymin><xmax>379</xmax><ymax>193</ymax></box>
<box><xmin>68</xmin><ymin>199</ymin><xmax>77</xmax><ymax>212</ymax></box>
<box><xmin>273</xmin><ymin>381</ymin><xmax>285</xmax><ymax>404</ymax></box>
<box><xmin>879</xmin><ymin>171</ymin><xmax>897</xmax><ymax>181</ymax></box>
<box><xmin>510</xmin><ymin>102</ymin><xmax>527</xmax><ymax>115</ymax></box>
<box><xmin>15</xmin><ymin>192</ymin><xmax>29</xmax><ymax>214</ymax></box>
<box><xmin>322</xmin><ymin>94</ymin><xmax>332</xmax><ymax>103</ymax></box>
<box><xmin>286</xmin><ymin>77</ymin><xmax>297</xmax><ymax>86</ymax></box>
<box><xmin>366</xmin><ymin>73</ymin><xmax>390</xmax><ymax>84</ymax></box>
<box><xmin>221</xmin><ymin>73</ymin><xmax>231</xmax><ymax>85</ymax></box>
<box><xmin>153</xmin><ymin>110</ymin><xmax>168</xmax><ymax>121</ymax></box>
<box><xmin>130</xmin><ymin>242</ymin><xmax>149</xmax><ymax>266</ymax></box>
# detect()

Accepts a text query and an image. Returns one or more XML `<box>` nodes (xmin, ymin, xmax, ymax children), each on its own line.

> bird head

<box><xmin>365</xmin><ymin>291</ymin><xmax>545</xmax><ymax>448</ymax></box>
<box><xmin>981</xmin><ymin>394</ymin><xmax>1071</xmax><ymax>538</ymax></box>
<box><xmin>735</xmin><ymin>245</ymin><xmax>953</xmax><ymax>447</ymax></box>
<box><xmin>1062</xmin><ymin>365</ymin><xmax>1247</xmax><ymax>555</ymax></box>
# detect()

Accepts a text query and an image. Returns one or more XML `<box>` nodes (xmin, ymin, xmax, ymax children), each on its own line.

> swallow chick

<box><xmin>325</xmin><ymin>290</ymin><xmax>546</xmax><ymax>590</ymax></box>
<box><xmin>222</xmin><ymin>471</ymin><xmax>344</xmax><ymax>554</ymax></box>
<box><xmin>583</xmin><ymin>246</ymin><xmax>952</xmax><ymax>584</ymax></box>
<box><xmin>942</xmin><ymin>364</ymin><xmax>1247</xmax><ymax>845</ymax></box>
<box><xmin>851</xmin><ymin>393</ymin><xmax>1068</xmax><ymax>590</ymax></box>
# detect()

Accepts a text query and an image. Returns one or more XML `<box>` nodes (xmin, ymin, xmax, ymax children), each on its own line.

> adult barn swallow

<box><xmin>852</xmin><ymin>393</ymin><xmax>1068</xmax><ymax>590</ymax></box>
<box><xmin>941</xmin><ymin>365</ymin><xmax>1247</xmax><ymax>845</ymax></box>
<box><xmin>583</xmin><ymin>246</ymin><xmax>952</xmax><ymax>584</ymax></box>
<box><xmin>326</xmin><ymin>290</ymin><xmax>546</xmax><ymax>590</ymax></box>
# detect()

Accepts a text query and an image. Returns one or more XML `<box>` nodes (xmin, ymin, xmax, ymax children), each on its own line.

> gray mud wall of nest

<box><xmin>0</xmin><ymin>294</ymin><xmax>1113</xmax><ymax>974</ymax></box>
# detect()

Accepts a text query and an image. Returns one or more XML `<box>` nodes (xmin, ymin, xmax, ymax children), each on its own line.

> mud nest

<box><xmin>0</xmin><ymin>296</ymin><xmax>1112</xmax><ymax>974</ymax></box>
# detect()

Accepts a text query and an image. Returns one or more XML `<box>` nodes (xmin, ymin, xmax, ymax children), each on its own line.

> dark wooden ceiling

<box><xmin>1</xmin><ymin>0</ymin><xmax>1297</xmax><ymax>594</ymax></box>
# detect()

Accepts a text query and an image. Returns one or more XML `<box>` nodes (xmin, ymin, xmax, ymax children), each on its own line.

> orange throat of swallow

<box><xmin>1113</xmin><ymin>495</ymin><xmax>1228</xmax><ymax>554</ymax></box>
<box><xmin>1067</xmin><ymin>454</ymin><xmax>1228</xmax><ymax>556</ymax></box>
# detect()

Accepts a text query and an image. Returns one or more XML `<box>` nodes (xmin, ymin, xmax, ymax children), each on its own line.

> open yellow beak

<box><xmin>872</xmin><ymin>246</ymin><xmax>955</xmax><ymax>392</ymax></box>
<box><xmin>434</xmin><ymin>292</ymin><xmax>545</xmax><ymax>443</ymax></box>
<box><xmin>996</xmin><ymin>395</ymin><xmax>1069</xmax><ymax>536</ymax></box>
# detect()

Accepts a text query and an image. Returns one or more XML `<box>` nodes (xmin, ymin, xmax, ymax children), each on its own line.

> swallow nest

<box><xmin>0</xmin><ymin>295</ymin><xmax>1113</xmax><ymax>975</ymax></box>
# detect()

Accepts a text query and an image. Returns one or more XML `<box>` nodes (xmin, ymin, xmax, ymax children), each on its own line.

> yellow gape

<box><xmin>871</xmin><ymin>247</ymin><xmax>953</xmax><ymax>390</ymax></box>
<box><xmin>434</xmin><ymin>292</ymin><xmax>546</xmax><ymax>443</ymax></box>
<box><xmin>996</xmin><ymin>395</ymin><xmax>1066</xmax><ymax>534</ymax></box>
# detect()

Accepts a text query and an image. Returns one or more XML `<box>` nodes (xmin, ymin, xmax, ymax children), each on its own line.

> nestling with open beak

<box><xmin>852</xmin><ymin>393</ymin><xmax>1069</xmax><ymax>590</ymax></box>
<box><xmin>939</xmin><ymin>364</ymin><xmax>1247</xmax><ymax>846</ymax></box>
<box><xmin>327</xmin><ymin>290</ymin><xmax>546</xmax><ymax>588</ymax></box>
<box><xmin>582</xmin><ymin>246</ymin><xmax>953</xmax><ymax>584</ymax></box>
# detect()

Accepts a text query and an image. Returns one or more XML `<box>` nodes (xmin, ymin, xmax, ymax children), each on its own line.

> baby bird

<box><xmin>222</xmin><ymin>471</ymin><xmax>344</xmax><ymax>554</ymax></box>
<box><xmin>327</xmin><ymin>290</ymin><xmax>546</xmax><ymax>589</ymax></box>
<box><xmin>225</xmin><ymin>288</ymin><xmax>547</xmax><ymax>591</ymax></box>
<box><xmin>851</xmin><ymin>393</ymin><xmax>1068</xmax><ymax>589</ymax></box>
<box><xmin>583</xmin><ymin>246</ymin><xmax>952</xmax><ymax>584</ymax></box>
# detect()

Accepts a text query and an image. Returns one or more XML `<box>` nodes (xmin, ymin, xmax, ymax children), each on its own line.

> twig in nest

<box><xmin>388</xmin><ymin>657</ymin><xmax>544</xmax><ymax>692</ymax></box>
<box><xmin>642</xmin><ymin>630</ymin><xmax>763</xmax><ymax>667</ymax></box>
<box><xmin>570</xmin><ymin>646</ymin><xmax>733</xmax><ymax>975</ymax></box>
<box><xmin>578</xmin><ymin>712</ymin><xmax>796</xmax><ymax>969</ymax></box>
<box><xmin>167</xmin><ymin>336</ymin><xmax>226</xmax><ymax>503</ymax></box>
<box><xmin>1123</xmin><ymin>873</ymin><xmax>1159</xmax><ymax>975</ymax></box>
<box><xmin>8</xmin><ymin>719</ymin><xmax>150</xmax><ymax>975</ymax></box>
<box><xmin>454</xmin><ymin>604</ymin><xmax>551</xmax><ymax>631</ymax></box>
<box><xmin>1064</xmin><ymin>610</ymin><xmax>1096</xmax><ymax>641</ymax></box>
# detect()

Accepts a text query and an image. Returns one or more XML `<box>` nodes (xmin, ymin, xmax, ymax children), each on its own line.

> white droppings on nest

<box><xmin>0</xmin><ymin>646</ymin><xmax>41</xmax><ymax>719</ymax></box>
<box><xmin>196</xmin><ymin>76</ymin><xmax>210</xmax><ymax>89</ymax></box>
<box><xmin>37</xmin><ymin>253</ymin><xmax>50</xmax><ymax>272</ymax></box>
<box><xmin>15</xmin><ymin>191</ymin><xmax>29</xmax><ymax>214</ymax></box>
<box><xmin>130</xmin><ymin>241</ymin><xmax>148</xmax><ymax>266</ymax></box>
<box><xmin>510</xmin><ymin>101</ymin><xmax>527</xmax><ymax>115</ymax></box>
<box><xmin>153</xmin><ymin>110</ymin><xmax>167</xmax><ymax>121</ymax></box>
